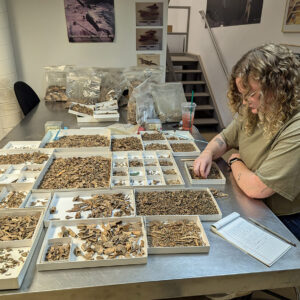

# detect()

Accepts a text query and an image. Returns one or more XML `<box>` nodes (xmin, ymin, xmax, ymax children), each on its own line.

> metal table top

<box><xmin>0</xmin><ymin>102</ymin><xmax>299</xmax><ymax>299</ymax></box>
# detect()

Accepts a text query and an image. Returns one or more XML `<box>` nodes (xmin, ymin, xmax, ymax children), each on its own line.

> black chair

<box><xmin>14</xmin><ymin>81</ymin><xmax>40</xmax><ymax>116</ymax></box>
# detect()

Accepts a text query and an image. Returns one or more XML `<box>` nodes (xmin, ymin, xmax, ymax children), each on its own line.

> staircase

<box><xmin>166</xmin><ymin>53</ymin><xmax>223</xmax><ymax>130</ymax></box>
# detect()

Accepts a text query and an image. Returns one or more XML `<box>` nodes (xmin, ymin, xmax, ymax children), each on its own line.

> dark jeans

<box><xmin>278</xmin><ymin>212</ymin><xmax>300</xmax><ymax>241</ymax></box>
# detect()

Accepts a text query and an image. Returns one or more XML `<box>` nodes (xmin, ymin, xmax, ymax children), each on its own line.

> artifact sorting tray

<box><xmin>168</xmin><ymin>140</ymin><xmax>201</xmax><ymax>157</ymax></box>
<box><xmin>68</xmin><ymin>102</ymin><xmax>95</xmax><ymax>117</ymax></box>
<box><xmin>145</xmin><ymin>215</ymin><xmax>210</xmax><ymax>254</ymax></box>
<box><xmin>44</xmin><ymin>189</ymin><xmax>136</xmax><ymax>227</ymax></box>
<box><xmin>0</xmin><ymin>149</ymin><xmax>53</xmax><ymax>166</ymax></box>
<box><xmin>37</xmin><ymin>217</ymin><xmax>148</xmax><ymax>271</ymax></box>
<box><xmin>0</xmin><ymin>208</ymin><xmax>44</xmax><ymax>289</ymax></box>
<box><xmin>162</xmin><ymin>130</ymin><xmax>194</xmax><ymax>141</ymax></box>
<box><xmin>111</xmin><ymin>151</ymin><xmax>184</xmax><ymax>188</ymax></box>
<box><xmin>111</xmin><ymin>135</ymin><xmax>144</xmax><ymax>152</ymax></box>
<box><xmin>94</xmin><ymin>100</ymin><xmax>118</xmax><ymax>111</ymax></box>
<box><xmin>39</xmin><ymin>128</ymin><xmax>111</xmax><ymax>151</ymax></box>
<box><xmin>33</xmin><ymin>151</ymin><xmax>112</xmax><ymax>191</ymax></box>
<box><xmin>2</xmin><ymin>141</ymin><xmax>41</xmax><ymax>150</ymax></box>
<box><xmin>23</xmin><ymin>191</ymin><xmax>52</xmax><ymax>208</ymax></box>
<box><xmin>76</xmin><ymin>114</ymin><xmax>120</xmax><ymax>123</ymax></box>
<box><xmin>0</xmin><ymin>186</ymin><xmax>31</xmax><ymax>209</ymax></box>
<box><xmin>185</xmin><ymin>161</ymin><xmax>226</xmax><ymax>185</ymax></box>
<box><xmin>135</xmin><ymin>188</ymin><xmax>222</xmax><ymax>221</ymax></box>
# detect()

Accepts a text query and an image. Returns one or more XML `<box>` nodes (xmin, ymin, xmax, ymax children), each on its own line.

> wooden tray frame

<box><xmin>37</xmin><ymin>216</ymin><xmax>148</xmax><ymax>271</ymax></box>
<box><xmin>43</xmin><ymin>189</ymin><xmax>136</xmax><ymax>227</ymax></box>
<box><xmin>39</xmin><ymin>128</ymin><xmax>111</xmax><ymax>152</ymax></box>
<box><xmin>145</xmin><ymin>215</ymin><xmax>210</xmax><ymax>254</ymax></box>
<box><xmin>0</xmin><ymin>208</ymin><xmax>44</xmax><ymax>290</ymax></box>
<box><xmin>184</xmin><ymin>161</ymin><xmax>226</xmax><ymax>185</ymax></box>
<box><xmin>135</xmin><ymin>187</ymin><xmax>222</xmax><ymax>221</ymax></box>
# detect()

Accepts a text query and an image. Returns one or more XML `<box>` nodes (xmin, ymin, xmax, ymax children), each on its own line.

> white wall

<box><xmin>169</xmin><ymin>0</ymin><xmax>300</xmax><ymax>127</ymax></box>
<box><xmin>0</xmin><ymin>0</ymin><xmax>22</xmax><ymax>140</ymax></box>
<box><xmin>6</xmin><ymin>0</ymin><xmax>168</xmax><ymax>97</ymax></box>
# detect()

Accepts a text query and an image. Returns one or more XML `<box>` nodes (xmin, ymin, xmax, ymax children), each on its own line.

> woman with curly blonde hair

<box><xmin>194</xmin><ymin>43</ymin><xmax>300</xmax><ymax>239</ymax></box>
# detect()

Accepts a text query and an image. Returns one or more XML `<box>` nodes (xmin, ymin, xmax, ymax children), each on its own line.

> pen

<box><xmin>248</xmin><ymin>217</ymin><xmax>296</xmax><ymax>247</ymax></box>
<box><xmin>53</xmin><ymin>129</ymin><xmax>61</xmax><ymax>141</ymax></box>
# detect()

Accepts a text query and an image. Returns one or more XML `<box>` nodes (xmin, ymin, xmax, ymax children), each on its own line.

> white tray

<box><xmin>145</xmin><ymin>215</ymin><xmax>210</xmax><ymax>254</ymax></box>
<box><xmin>135</xmin><ymin>187</ymin><xmax>222</xmax><ymax>221</ymax></box>
<box><xmin>39</xmin><ymin>128</ymin><xmax>111</xmax><ymax>151</ymax></box>
<box><xmin>33</xmin><ymin>151</ymin><xmax>112</xmax><ymax>192</ymax></box>
<box><xmin>0</xmin><ymin>207</ymin><xmax>44</xmax><ymax>289</ymax></box>
<box><xmin>68</xmin><ymin>102</ymin><xmax>95</xmax><ymax>117</ymax></box>
<box><xmin>44</xmin><ymin>189</ymin><xmax>136</xmax><ymax>227</ymax></box>
<box><xmin>184</xmin><ymin>161</ymin><xmax>226</xmax><ymax>185</ymax></box>
<box><xmin>162</xmin><ymin>130</ymin><xmax>194</xmax><ymax>141</ymax></box>
<box><xmin>2</xmin><ymin>141</ymin><xmax>41</xmax><ymax>150</ymax></box>
<box><xmin>37</xmin><ymin>217</ymin><xmax>148</xmax><ymax>271</ymax></box>
<box><xmin>168</xmin><ymin>140</ymin><xmax>201</xmax><ymax>157</ymax></box>
<box><xmin>0</xmin><ymin>186</ymin><xmax>31</xmax><ymax>209</ymax></box>
<box><xmin>95</xmin><ymin>100</ymin><xmax>118</xmax><ymax>111</ymax></box>
<box><xmin>77</xmin><ymin>114</ymin><xmax>119</xmax><ymax>123</ymax></box>
<box><xmin>23</xmin><ymin>190</ymin><xmax>52</xmax><ymax>208</ymax></box>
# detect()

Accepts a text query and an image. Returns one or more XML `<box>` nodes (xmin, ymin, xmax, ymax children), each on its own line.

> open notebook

<box><xmin>211</xmin><ymin>212</ymin><xmax>292</xmax><ymax>267</ymax></box>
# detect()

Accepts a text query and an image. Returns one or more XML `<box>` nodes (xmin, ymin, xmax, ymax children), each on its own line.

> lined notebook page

<box><xmin>212</xmin><ymin>213</ymin><xmax>291</xmax><ymax>266</ymax></box>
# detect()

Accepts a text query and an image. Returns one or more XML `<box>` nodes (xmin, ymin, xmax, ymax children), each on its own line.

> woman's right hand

<box><xmin>193</xmin><ymin>150</ymin><xmax>213</xmax><ymax>178</ymax></box>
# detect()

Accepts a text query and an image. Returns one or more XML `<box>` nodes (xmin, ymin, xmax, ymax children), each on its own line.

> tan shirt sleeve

<box><xmin>255</xmin><ymin>120</ymin><xmax>300</xmax><ymax>201</ymax></box>
<box><xmin>220</xmin><ymin>117</ymin><xmax>241</xmax><ymax>149</ymax></box>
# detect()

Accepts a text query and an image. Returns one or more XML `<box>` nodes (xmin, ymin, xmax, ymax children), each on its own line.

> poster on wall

<box><xmin>136</xmin><ymin>2</ymin><xmax>163</xmax><ymax>26</ymax></box>
<box><xmin>64</xmin><ymin>0</ymin><xmax>115</xmax><ymax>42</ymax></box>
<box><xmin>136</xmin><ymin>28</ymin><xmax>162</xmax><ymax>50</ymax></box>
<box><xmin>206</xmin><ymin>0</ymin><xmax>264</xmax><ymax>28</ymax></box>
<box><xmin>137</xmin><ymin>54</ymin><xmax>160</xmax><ymax>66</ymax></box>
<box><xmin>282</xmin><ymin>0</ymin><xmax>300</xmax><ymax>32</ymax></box>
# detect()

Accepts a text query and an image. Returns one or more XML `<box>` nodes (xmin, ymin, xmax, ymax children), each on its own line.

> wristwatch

<box><xmin>228</xmin><ymin>157</ymin><xmax>244</xmax><ymax>167</ymax></box>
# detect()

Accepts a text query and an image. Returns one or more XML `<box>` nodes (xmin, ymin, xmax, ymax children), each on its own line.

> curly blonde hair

<box><xmin>227</xmin><ymin>43</ymin><xmax>300</xmax><ymax>137</ymax></box>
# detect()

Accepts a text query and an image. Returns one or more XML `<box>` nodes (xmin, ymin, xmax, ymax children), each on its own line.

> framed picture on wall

<box><xmin>136</xmin><ymin>28</ymin><xmax>162</xmax><ymax>50</ymax></box>
<box><xmin>136</xmin><ymin>2</ymin><xmax>163</xmax><ymax>26</ymax></box>
<box><xmin>281</xmin><ymin>44</ymin><xmax>300</xmax><ymax>61</ymax></box>
<box><xmin>137</xmin><ymin>54</ymin><xmax>160</xmax><ymax>66</ymax></box>
<box><xmin>282</xmin><ymin>0</ymin><xmax>300</xmax><ymax>32</ymax></box>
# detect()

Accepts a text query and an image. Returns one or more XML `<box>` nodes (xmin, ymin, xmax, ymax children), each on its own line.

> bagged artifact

<box><xmin>152</xmin><ymin>82</ymin><xmax>187</xmax><ymax>123</ymax></box>
<box><xmin>66</xmin><ymin>68</ymin><xmax>103</xmax><ymax>105</ymax></box>
<box><xmin>44</xmin><ymin>65</ymin><xmax>74</xmax><ymax>101</ymax></box>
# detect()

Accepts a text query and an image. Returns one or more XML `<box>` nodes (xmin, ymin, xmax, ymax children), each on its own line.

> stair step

<box><xmin>185</xmin><ymin>92</ymin><xmax>210</xmax><ymax>97</ymax></box>
<box><xmin>171</xmin><ymin>56</ymin><xmax>198</xmax><ymax>62</ymax></box>
<box><xmin>194</xmin><ymin>118</ymin><xmax>219</xmax><ymax>125</ymax></box>
<box><xmin>181</xmin><ymin>81</ymin><xmax>205</xmax><ymax>85</ymax></box>
<box><xmin>195</xmin><ymin>105</ymin><xmax>214</xmax><ymax>111</ymax></box>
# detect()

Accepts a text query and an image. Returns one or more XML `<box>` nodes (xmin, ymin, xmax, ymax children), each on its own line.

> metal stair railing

<box><xmin>199</xmin><ymin>10</ymin><xmax>230</xmax><ymax>80</ymax></box>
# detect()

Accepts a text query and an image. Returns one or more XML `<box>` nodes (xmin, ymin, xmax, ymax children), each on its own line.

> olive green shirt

<box><xmin>221</xmin><ymin>111</ymin><xmax>300</xmax><ymax>216</ymax></box>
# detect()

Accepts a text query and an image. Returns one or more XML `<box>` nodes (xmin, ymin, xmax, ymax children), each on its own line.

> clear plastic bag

<box><xmin>97</xmin><ymin>68</ymin><xmax>125</xmax><ymax>102</ymax></box>
<box><xmin>133</xmin><ymin>78</ymin><xmax>158</xmax><ymax>126</ymax></box>
<box><xmin>44</xmin><ymin>65</ymin><xmax>74</xmax><ymax>101</ymax></box>
<box><xmin>66</xmin><ymin>68</ymin><xmax>103</xmax><ymax>105</ymax></box>
<box><xmin>123</xmin><ymin>66</ymin><xmax>164</xmax><ymax>97</ymax></box>
<box><xmin>152</xmin><ymin>82</ymin><xmax>187</xmax><ymax>123</ymax></box>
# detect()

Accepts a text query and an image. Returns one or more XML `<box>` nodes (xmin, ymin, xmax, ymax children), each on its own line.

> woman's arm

<box><xmin>229</xmin><ymin>153</ymin><xmax>275</xmax><ymax>198</ymax></box>
<box><xmin>193</xmin><ymin>134</ymin><xmax>229</xmax><ymax>178</ymax></box>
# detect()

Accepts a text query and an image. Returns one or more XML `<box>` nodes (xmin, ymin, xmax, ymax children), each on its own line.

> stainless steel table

<box><xmin>0</xmin><ymin>102</ymin><xmax>299</xmax><ymax>300</ymax></box>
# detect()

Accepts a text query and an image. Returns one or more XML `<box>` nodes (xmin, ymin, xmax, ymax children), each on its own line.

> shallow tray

<box><xmin>39</xmin><ymin>128</ymin><xmax>111</xmax><ymax>152</ymax></box>
<box><xmin>162</xmin><ymin>130</ymin><xmax>194</xmax><ymax>141</ymax></box>
<box><xmin>77</xmin><ymin>114</ymin><xmax>119</xmax><ymax>123</ymax></box>
<box><xmin>0</xmin><ymin>207</ymin><xmax>44</xmax><ymax>289</ymax></box>
<box><xmin>135</xmin><ymin>187</ymin><xmax>222</xmax><ymax>221</ymax></box>
<box><xmin>168</xmin><ymin>140</ymin><xmax>201</xmax><ymax>157</ymax></box>
<box><xmin>44</xmin><ymin>189</ymin><xmax>136</xmax><ymax>227</ymax></box>
<box><xmin>68</xmin><ymin>102</ymin><xmax>95</xmax><ymax>117</ymax></box>
<box><xmin>23</xmin><ymin>191</ymin><xmax>52</xmax><ymax>208</ymax></box>
<box><xmin>32</xmin><ymin>151</ymin><xmax>112</xmax><ymax>192</ymax></box>
<box><xmin>95</xmin><ymin>100</ymin><xmax>118</xmax><ymax>111</ymax></box>
<box><xmin>184</xmin><ymin>161</ymin><xmax>226</xmax><ymax>185</ymax></box>
<box><xmin>145</xmin><ymin>215</ymin><xmax>210</xmax><ymax>254</ymax></box>
<box><xmin>2</xmin><ymin>141</ymin><xmax>41</xmax><ymax>150</ymax></box>
<box><xmin>36</xmin><ymin>217</ymin><xmax>148</xmax><ymax>271</ymax></box>
<box><xmin>0</xmin><ymin>186</ymin><xmax>31</xmax><ymax>209</ymax></box>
